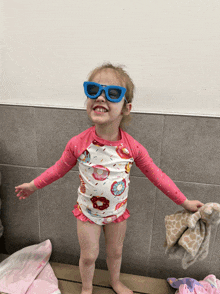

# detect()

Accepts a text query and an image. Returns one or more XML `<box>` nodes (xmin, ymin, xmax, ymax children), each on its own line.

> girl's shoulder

<box><xmin>66</xmin><ymin>126</ymin><xmax>95</xmax><ymax>156</ymax></box>
<box><xmin>121</xmin><ymin>129</ymin><xmax>142</xmax><ymax>147</ymax></box>
<box><xmin>121</xmin><ymin>129</ymin><xmax>148</xmax><ymax>159</ymax></box>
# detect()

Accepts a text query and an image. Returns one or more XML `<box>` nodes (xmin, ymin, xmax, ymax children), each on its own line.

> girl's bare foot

<box><xmin>81</xmin><ymin>287</ymin><xmax>93</xmax><ymax>294</ymax></box>
<box><xmin>111</xmin><ymin>281</ymin><xmax>133</xmax><ymax>294</ymax></box>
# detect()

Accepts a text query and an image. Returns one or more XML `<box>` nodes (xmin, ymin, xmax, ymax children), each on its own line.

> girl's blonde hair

<box><xmin>87</xmin><ymin>62</ymin><xmax>135</xmax><ymax>129</ymax></box>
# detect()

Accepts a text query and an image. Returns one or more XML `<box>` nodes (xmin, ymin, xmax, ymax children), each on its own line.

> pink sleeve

<box><xmin>132</xmin><ymin>140</ymin><xmax>187</xmax><ymax>205</ymax></box>
<box><xmin>34</xmin><ymin>139</ymin><xmax>78</xmax><ymax>189</ymax></box>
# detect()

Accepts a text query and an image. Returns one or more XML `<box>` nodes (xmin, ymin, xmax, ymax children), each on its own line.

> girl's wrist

<box><xmin>30</xmin><ymin>180</ymin><xmax>38</xmax><ymax>191</ymax></box>
<box><xmin>180</xmin><ymin>199</ymin><xmax>189</xmax><ymax>208</ymax></box>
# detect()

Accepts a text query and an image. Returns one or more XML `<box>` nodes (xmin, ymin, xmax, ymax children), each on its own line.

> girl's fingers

<box><xmin>15</xmin><ymin>185</ymin><xmax>29</xmax><ymax>200</ymax></box>
<box><xmin>18</xmin><ymin>194</ymin><xmax>28</xmax><ymax>200</ymax></box>
<box><xmin>16</xmin><ymin>190</ymin><xmax>28</xmax><ymax>197</ymax></box>
<box><xmin>15</xmin><ymin>187</ymin><xmax>23</xmax><ymax>193</ymax></box>
<box><xmin>15</xmin><ymin>186</ymin><xmax>22</xmax><ymax>190</ymax></box>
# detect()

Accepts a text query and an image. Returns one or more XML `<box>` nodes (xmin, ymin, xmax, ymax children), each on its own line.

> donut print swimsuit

<box><xmin>34</xmin><ymin>126</ymin><xmax>186</xmax><ymax>225</ymax></box>
<box><xmin>77</xmin><ymin>138</ymin><xmax>133</xmax><ymax>225</ymax></box>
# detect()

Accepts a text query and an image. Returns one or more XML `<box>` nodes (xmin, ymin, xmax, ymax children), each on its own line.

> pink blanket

<box><xmin>167</xmin><ymin>275</ymin><xmax>220</xmax><ymax>294</ymax></box>
<box><xmin>0</xmin><ymin>239</ymin><xmax>61</xmax><ymax>294</ymax></box>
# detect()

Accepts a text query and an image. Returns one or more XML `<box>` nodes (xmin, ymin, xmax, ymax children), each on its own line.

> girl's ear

<box><xmin>122</xmin><ymin>103</ymin><xmax>132</xmax><ymax>115</ymax></box>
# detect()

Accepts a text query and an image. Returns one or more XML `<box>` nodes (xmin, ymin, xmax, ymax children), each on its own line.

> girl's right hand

<box><xmin>15</xmin><ymin>181</ymin><xmax>38</xmax><ymax>200</ymax></box>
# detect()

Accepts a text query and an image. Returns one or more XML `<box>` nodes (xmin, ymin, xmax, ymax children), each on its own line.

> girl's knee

<box><xmin>80</xmin><ymin>250</ymin><xmax>99</xmax><ymax>265</ymax></box>
<box><xmin>106</xmin><ymin>245</ymin><xmax>123</xmax><ymax>259</ymax></box>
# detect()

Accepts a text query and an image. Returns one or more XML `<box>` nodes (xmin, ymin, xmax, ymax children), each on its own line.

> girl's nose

<box><xmin>96</xmin><ymin>90</ymin><xmax>106</xmax><ymax>102</ymax></box>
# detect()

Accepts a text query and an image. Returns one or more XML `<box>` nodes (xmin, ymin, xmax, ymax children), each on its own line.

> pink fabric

<box><xmin>168</xmin><ymin>275</ymin><xmax>220</xmax><ymax>294</ymax></box>
<box><xmin>72</xmin><ymin>204</ymin><xmax>130</xmax><ymax>224</ymax></box>
<box><xmin>26</xmin><ymin>263</ymin><xmax>60</xmax><ymax>294</ymax></box>
<box><xmin>178</xmin><ymin>283</ymin><xmax>220</xmax><ymax>294</ymax></box>
<box><xmin>34</xmin><ymin>126</ymin><xmax>186</xmax><ymax>205</ymax></box>
<box><xmin>0</xmin><ymin>240</ymin><xmax>60</xmax><ymax>294</ymax></box>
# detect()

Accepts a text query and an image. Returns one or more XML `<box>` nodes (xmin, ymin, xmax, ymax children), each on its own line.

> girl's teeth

<box><xmin>95</xmin><ymin>108</ymin><xmax>107</xmax><ymax>112</ymax></box>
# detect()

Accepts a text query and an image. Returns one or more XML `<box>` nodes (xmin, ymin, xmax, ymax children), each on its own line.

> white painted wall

<box><xmin>1</xmin><ymin>0</ymin><xmax>220</xmax><ymax>116</ymax></box>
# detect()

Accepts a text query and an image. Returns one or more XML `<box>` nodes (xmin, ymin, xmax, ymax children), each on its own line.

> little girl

<box><xmin>15</xmin><ymin>63</ymin><xmax>204</xmax><ymax>294</ymax></box>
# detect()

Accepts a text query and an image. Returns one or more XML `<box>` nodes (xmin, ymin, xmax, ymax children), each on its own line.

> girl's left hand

<box><xmin>180</xmin><ymin>199</ymin><xmax>204</xmax><ymax>212</ymax></box>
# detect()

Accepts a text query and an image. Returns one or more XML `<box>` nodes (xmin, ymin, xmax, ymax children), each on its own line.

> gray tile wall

<box><xmin>0</xmin><ymin>104</ymin><xmax>220</xmax><ymax>280</ymax></box>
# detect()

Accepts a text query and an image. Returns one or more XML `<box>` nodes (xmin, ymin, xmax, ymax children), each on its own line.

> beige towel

<box><xmin>164</xmin><ymin>202</ymin><xmax>220</xmax><ymax>269</ymax></box>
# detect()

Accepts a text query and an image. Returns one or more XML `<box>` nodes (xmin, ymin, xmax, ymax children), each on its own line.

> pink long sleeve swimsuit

<box><xmin>34</xmin><ymin>126</ymin><xmax>186</xmax><ymax>226</ymax></box>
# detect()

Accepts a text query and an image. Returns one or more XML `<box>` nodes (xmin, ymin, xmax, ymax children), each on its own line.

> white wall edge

<box><xmin>1</xmin><ymin>102</ymin><xmax>220</xmax><ymax>118</ymax></box>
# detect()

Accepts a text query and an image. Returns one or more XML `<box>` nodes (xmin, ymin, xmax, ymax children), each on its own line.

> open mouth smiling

<box><xmin>93</xmin><ymin>106</ymin><xmax>108</xmax><ymax>113</ymax></box>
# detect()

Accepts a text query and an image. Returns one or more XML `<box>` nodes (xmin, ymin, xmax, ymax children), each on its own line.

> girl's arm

<box><xmin>15</xmin><ymin>139</ymin><xmax>78</xmax><ymax>199</ymax></box>
<box><xmin>34</xmin><ymin>139</ymin><xmax>77</xmax><ymax>189</ymax></box>
<box><xmin>133</xmin><ymin>142</ymin><xmax>204</xmax><ymax>211</ymax></box>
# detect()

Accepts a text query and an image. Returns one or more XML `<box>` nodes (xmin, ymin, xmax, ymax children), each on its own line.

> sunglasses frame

<box><xmin>84</xmin><ymin>81</ymin><xmax>127</xmax><ymax>103</ymax></box>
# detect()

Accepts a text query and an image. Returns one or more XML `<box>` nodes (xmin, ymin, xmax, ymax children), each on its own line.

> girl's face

<box><xmin>86</xmin><ymin>69</ymin><xmax>131</xmax><ymax>129</ymax></box>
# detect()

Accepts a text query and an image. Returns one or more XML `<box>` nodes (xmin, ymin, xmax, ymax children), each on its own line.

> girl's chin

<box><xmin>89</xmin><ymin>115</ymin><xmax>108</xmax><ymax>124</ymax></box>
<box><xmin>91</xmin><ymin>112</ymin><xmax>108</xmax><ymax>120</ymax></box>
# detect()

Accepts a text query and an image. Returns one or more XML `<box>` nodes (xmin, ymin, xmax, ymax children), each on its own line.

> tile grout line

<box><xmin>58</xmin><ymin>278</ymin><xmax>147</xmax><ymax>293</ymax></box>
<box><xmin>145</xmin><ymin>115</ymin><xmax>165</xmax><ymax>276</ymax></box>
<box><xmin>158</xmin><ymin>115</ymin><xmax>166</xmax><ymax>169</ymax></box>
<box><xmin>0</xmin><ymin>163</ymin><xmax>78</xmax><ymax>172</ymax></box>
<box><xmin>32</xmin><ymin>107</ymin><xmax>42</xmax><ymax>243</ymax></box>
<box><xmin>130</xmin><ymin>174</ymin><xmax>220</xmax><ymax>187</ymax></box>
<box><xmin>173</xmin><ymin>179</ymin><xmax>220</xmax><ymax>188</ymax></box>
<box><xmin>1</xmin><ymin>163</ymin><xmax>220</xmax><ymax>187</ymax></box>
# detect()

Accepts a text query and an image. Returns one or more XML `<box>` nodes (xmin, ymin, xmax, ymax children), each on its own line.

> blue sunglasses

<box><xmin>83</xmin><ymin>81</ymin><xmax>127</xmax><ymax>103</ymax></box>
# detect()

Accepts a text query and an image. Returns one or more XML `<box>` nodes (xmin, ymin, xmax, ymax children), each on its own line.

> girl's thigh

<box><xmin>104</xmin><ymin>220</ymin><xmax>127</xmax><ymax>248</ymax></box>
<box><xmin>77</xmin><ymin>219</ymin><xmax>102</xmax><ymax>253</ymax></box>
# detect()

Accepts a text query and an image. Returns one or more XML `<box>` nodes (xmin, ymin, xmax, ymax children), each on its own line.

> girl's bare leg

<box><xmin>77</xmin><ymin>219</ymin><xmax>102</xmax><ymax>294</ymax></box>
<box><xmin>104</xmin><ymin>220</ymin><xmax>133</xmax><ymax>294</ymax></box>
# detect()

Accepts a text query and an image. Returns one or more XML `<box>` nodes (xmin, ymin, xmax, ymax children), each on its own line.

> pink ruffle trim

<box><xmin>72</xmin><ymin>204</ymin><xmax>130</xmax><ymax>224</ymax></box>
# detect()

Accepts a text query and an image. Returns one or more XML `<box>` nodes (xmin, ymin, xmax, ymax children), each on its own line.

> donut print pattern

<box><xmin>86</xmin><ymin>208</ymin><xmax>99</xmax><ymax>217</ymax></box>
<box><xmin>116</xmin><ymin>146</ymin><xmax>132</xmax><ymax>159</ymax></box>
<box><xmin>91</xmin><ymin>196</ymin><xmax>110</xmax><ymax>210</ymax></box>
<box><xmin>102</xmin><ymin>215</ymin><xmax>117</xmax><ymax>224</ymax></box>
<box><xmin>111</xmin><ymin>179</ymin><xmax>126</xmax><ymax>196</ymax></box>
<box><xmin>77</xmin><ymin>203</ymin><xmax>82</xmax><ymax>213</ymax></box>
<box><xmin>92</xmin><ymin>165</ymin><xmax>110</xmax><ymax>181</ymax></box>
<box><xmin>79</xmin><ymin>150</ymin><xmax>90</xmax><ymax>163</ymax></box>
<box><xmin>115</xmin><ymin>199</ymin><xmax>127</xmax><ymax>210</ymax></box>
<box><xmin>125</xmin><ymin>162</ymin><xmax>132</xmax><ymax>174</ymax></box>
<box><xmin>79</xmin><ymin>175</ymin><xmax>86</xmax><ymax>194</ymax></box>
<box><xmin>92</xmin><ymin>140</ymin><xmax>105</xmax><ymax>147</ymax></box>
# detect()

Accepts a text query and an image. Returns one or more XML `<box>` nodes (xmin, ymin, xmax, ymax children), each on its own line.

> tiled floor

<box><xmin>0</xmin><ymin>253</ymin><xmax>175</xmax><ymax>294</ymax></box>
<box><xmin>51</xmin><ymin>262</ymin><xmax>176</xmax><ymax>294</ymax></box>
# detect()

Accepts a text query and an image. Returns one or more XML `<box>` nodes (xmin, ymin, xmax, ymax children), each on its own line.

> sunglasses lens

<box><xmin>87</xmin><ymin>84</ymin><xmax>99</xmax><ymax>97</ymax></box>
<box><xmin>108</xmin><ymin>88</ymin><xmax>121</xmax><ymax>100</ymax></box>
